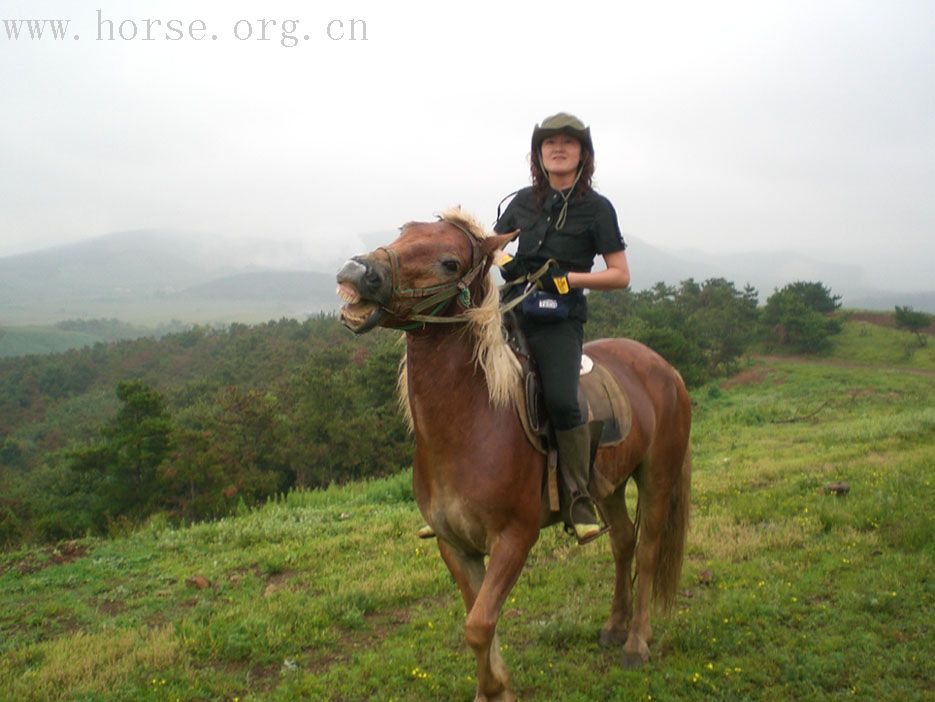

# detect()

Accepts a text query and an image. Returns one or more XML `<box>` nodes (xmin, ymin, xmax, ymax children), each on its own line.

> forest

<box><xmin>0</xmin><ymin>279</ymin><xmax>851</xmax><ymax>547</ymax></box>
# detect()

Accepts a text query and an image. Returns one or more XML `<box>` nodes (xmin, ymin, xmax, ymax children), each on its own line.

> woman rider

<box><xmin>416</xmin><ymin>112</ymin><xmax>629</xmax><ymax>544</ymax></box>
<box><xmin>495</xmin><ymin>112</ymin><xmax>630</xmax><ymax>543</ymax></box>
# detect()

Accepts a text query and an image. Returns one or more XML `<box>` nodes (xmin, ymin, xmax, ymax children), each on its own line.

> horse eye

<box><xmin>442</xmin><ymin>259</ymin><xmax>460</xmax><ymax>273</ymax></box>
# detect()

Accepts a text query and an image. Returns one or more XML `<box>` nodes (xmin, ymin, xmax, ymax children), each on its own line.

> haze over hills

<box><xmin>0</xmin><ymin>229</ymin><xmax>932</xmax><ymax>328</ymax></box>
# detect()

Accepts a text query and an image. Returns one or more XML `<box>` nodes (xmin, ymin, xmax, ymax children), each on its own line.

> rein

<box><xmin>379</xmin><ymin>217</ymin><xmax>553</xmax><ymax>329</ymax></box>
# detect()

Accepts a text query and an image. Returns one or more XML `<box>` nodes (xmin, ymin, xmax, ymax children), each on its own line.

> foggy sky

<box><xmin>1</xmin><ymin>0</ymin><xmax>932</xmax><ymax>290</ymax></box>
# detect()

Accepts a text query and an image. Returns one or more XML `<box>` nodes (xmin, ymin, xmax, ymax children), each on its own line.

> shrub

<box><xmin>762</xmin><ymin>282</ymin><xmax>843</xmax><ymax>353</ymax></box>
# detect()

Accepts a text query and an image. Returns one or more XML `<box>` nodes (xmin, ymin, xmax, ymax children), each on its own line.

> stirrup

<box><xmin>567</xmin><ymin>493</ymin><xmax>610</xmax><ymax>545</ymax></box>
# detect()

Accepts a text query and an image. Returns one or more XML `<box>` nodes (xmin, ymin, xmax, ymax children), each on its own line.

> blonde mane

<box><xmin>397</xmin><ymin>207</ymin><xmax>522</xmax><ymax>430</ymax></box>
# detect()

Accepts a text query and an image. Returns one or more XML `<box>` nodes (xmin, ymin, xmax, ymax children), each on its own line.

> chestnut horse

<box><xmin>336</xmin><ymin>208</ymin><xmax>691</xmax><ymax>701</ymax></box>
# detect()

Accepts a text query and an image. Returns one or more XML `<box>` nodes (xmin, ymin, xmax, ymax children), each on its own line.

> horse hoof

<box><xmin>599</xmin><ymin>628</ymin><xmax>627</xmax><ymax>648</ymax></box>
<box><xmin>622</xmin><ymin>651</ymin><xmax>647</xmax><ymax>669</ymax></box>
<box><xmin>474</xmin><ymin>691</ymin><xmax>516</xmax><ymax>702</ymax></box>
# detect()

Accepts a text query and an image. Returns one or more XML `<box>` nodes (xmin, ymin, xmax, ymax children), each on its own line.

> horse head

<box><xmin>336</xmin><ymin>209</ymin><xmax>514</xmax><ymax>334</ymax></box>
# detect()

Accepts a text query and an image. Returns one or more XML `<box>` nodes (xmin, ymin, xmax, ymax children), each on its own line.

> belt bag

<box><xmin>522</xmin><ymin>290</ymin><xmax>572</xmax><ymax>321</ymax></box>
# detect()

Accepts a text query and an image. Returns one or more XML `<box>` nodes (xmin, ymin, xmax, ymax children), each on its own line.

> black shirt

<box><xmin>494</xmin><ymin>186</ymin><xmax>626</xmax><ymax>322</ymax></box>
<box><xmin>494</xmin><ymin>186</ymin><xmax>626</xmax><ymax>272</ymax></box>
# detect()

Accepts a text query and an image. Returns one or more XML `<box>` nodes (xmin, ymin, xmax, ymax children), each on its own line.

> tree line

<box><xmin>0</xmin><ymin>280</ymin><xmax>846</xmax><ymax>547</ymax></box>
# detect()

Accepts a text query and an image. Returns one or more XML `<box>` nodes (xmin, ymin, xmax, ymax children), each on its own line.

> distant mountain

<box><xmin>0</xmin><ymin>229</ymin><xmax>211</xmax><ymax>303</ymax></box>
<box><xmin>177</xmin><ymin>271</ymin><xmax>337</xmax><ymax>303</ymax></box>
<box><xmin>1</xmin><ymin>228</ymin><xmax>932</xmax><ymax>325</ymax></box>
<box><xmin>0</xmin><ymin>230</ymin><xmax>344</xmax><ymax>325</ymax></box>
<box><xmin>623</xmin><ymin>236</ymin><xmax>935</xmax><ymax>311</ymax></box>
<box><xmin>845</xmin><ymin>290</ymin><xmax>935</xmax><ymax>313</ymax></box>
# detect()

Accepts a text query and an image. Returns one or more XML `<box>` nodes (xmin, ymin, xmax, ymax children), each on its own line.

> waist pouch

<box><xmin>522</xmin><ymin>290</ymin><xmax>573</xmax><ymax>321</ymax></box>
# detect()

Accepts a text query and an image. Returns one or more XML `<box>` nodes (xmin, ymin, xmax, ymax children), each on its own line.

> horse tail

<box><xmin>652</xmin><ymin>442</ymin><xmax>691</xmax><ymax>611</ymax></box>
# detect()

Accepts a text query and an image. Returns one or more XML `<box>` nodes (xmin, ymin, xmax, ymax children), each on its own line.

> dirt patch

<box><xmin>755</xmin><ymin>355</ymin><xmax>935</xmax><ymax>378</ymax></box>
<box><xmin>846</xmin><ymin>311</ymin><xmax>935</xmax><ymax>335</ymax></box>
<box><xmin>720</xmin><ymin>367</ymin><xmax>768</xmax><ymax>390</ymax></box>
<box><xmin>304</xmin><ymin>592</ymin><xmax>451</xmax><ymax>675</ymax></box>
<box><xmin>6</xmin><ymin>540</ymin><xmax>90</xmax><ymax>576</ymax></box>
<box><xmin>98</xmin><ymin>599</ymin><xmax>127</xmax><ymax>616</ymax></box>
<box><xmin>203</xmin><ymin>660</ymin><xmax>280</xmax><ymax>695</ymax></box>
<box><xmin>262</xmin><ymin>569</ymin><xmax>298</xmax><ymax>597</ymax></box>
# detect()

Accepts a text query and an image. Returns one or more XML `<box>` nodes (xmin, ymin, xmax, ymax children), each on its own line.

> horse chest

<box><xmin>413</xmin><ymin>461</ymin><xmax>491</xmax><ymax>552</ymax></box>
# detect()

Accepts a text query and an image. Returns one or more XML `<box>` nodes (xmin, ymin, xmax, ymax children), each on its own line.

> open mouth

<box><xmin>337</xmin><ymin>283</ymin><xmax>384</xmax><ymax>333</ymax></box>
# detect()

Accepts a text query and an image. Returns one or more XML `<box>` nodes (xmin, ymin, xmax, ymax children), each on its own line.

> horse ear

<box><xmin>481</xmin><ymin>230</ymin><xmax>518</xmax><ymax>258</ymax></box>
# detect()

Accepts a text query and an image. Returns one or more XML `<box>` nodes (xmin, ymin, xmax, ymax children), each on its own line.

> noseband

<box><xmin>378</xmin><ymin>216</ymin><xmax>488</xmax><ymax>327</ymax></box>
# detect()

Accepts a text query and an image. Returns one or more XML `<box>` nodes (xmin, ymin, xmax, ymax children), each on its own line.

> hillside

<box><xmin>1</xmin><ymin>331</ymin><xmax>932</xmax><ymax>700</ymax></box>
<box><xmin>0</xmin><ymin>230</ymin><xmax>342</xmax><ymax>326</ymax></box>
<box><xmin>3</xmin><ymin>229</ymin><xmax>933</xmax><ymax>329</ymax></box>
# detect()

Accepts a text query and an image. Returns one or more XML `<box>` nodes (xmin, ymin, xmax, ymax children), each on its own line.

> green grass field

<box><xmin>0</xmin><ymin>326</ymin><xmax>106</xmax><ymax>358</ymax></box>
<box><xmin>1</xmin><ymin>322</ymin><xmax>932</xmax><ymax>701</ymax></box>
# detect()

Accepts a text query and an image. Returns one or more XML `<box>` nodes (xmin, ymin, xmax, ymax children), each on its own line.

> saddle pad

<box><xmin>579</xmin><ymin>360</ymin><xmax>633</xmax><ymax>446</ymax></box>
<box><xmin>514</xmin><ymin>356</ymin><xmax>632</xmax><ymax>453</ymax></box>
<box><xmin>580</xmin><ymin>354</ymin><xmax>594</xmax><ymax>375</ymax></box>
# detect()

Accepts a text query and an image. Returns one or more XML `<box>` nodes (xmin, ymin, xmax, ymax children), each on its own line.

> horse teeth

<box><xmin>336</xmin><ymin>284</ymin><xmax>361</xmax><ymax>304</ymax></box>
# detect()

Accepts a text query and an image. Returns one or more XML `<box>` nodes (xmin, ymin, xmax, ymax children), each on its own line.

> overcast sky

<box><xmin>1</xmin><ymin>0</ymin><xmax>932</xmax><ymax>290</ymax></box>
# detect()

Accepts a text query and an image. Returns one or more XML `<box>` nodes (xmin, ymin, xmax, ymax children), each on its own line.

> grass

<box><xmin>0</xmin><ymin>326</ymin><xmax>105</xmax><ymax>358</ymax></box>
<box><xmin>1</xmin><ymin>323</ymin><xmax>933</xmax><ymax>700</ymax></box>
<box><xmin>828</xmin><ymin>319</ymin><xmax>935</xmax><ymax>369</ymax></box>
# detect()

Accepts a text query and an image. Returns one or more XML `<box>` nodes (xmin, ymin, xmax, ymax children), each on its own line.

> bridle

<box><xmin>376</xmin><ymin>215</ymin><xmax>555</xmax><ymax>330</ymax></box>
<box><xmin>377</xmin><ymin>216</ymin><xmax>489</xmax><ymax>328</ymax></box>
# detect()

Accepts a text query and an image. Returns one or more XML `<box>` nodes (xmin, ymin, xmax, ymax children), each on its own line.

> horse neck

<box><xmin>405</xmin><ymin>326</ymin><xmax>490</xmax><ymax>424</ymax></box>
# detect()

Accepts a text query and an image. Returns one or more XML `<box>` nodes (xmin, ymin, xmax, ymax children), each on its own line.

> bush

<box><xmin>894</xmin><ymin>305</ymin><xmax>931</xmax><ymax>347</ymax></box>
<box><xmin>588</xmin><ymin>278</ymin><xmax>759</xmax><ymax>386</ymax></box>
<box><xmin>762</xmin><ymin>282</ymin><xmax>843</xmax><ymax>353</ymax></box>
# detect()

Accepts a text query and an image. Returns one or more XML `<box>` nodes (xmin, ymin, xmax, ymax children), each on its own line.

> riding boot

<box><xmin>555</xmin><ymin>424</ymin><xmax>604</xmax><ymax>544</ymax></box>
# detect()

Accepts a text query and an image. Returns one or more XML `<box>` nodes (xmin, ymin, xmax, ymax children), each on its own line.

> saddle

<box><xmin>502</xmin><ymin>312</ymin><xmax>633</xmax><ymax>508</ymax></box>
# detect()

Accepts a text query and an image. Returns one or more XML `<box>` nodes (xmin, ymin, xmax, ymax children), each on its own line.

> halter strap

<box><xmin>378</xmin><ymin>216</ymin><xmax>486</xmax><ymax>328</ymax></box>
<box><xmin>378</xmin><ymin>216</ymin><xmax>557</xmax><ymax>330</ymax></box>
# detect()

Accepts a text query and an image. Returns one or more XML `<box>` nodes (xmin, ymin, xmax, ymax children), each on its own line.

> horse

<box><xmin>336</xmin><ymin>208</ymin><xmax>691</xmax><ymax>702</ymax></box>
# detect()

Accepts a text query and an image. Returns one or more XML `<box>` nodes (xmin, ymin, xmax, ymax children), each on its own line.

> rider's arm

<box><xmin>567</xmin><ymin>250</ymin><xmax>630</xmax><ymax>291</ymax></box>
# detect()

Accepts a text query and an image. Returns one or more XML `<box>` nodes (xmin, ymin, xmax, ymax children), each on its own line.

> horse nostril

<box><xmin>363</xmin><ymin>270</ymin><xmax>382</xmax><ymax>292</ymax></box>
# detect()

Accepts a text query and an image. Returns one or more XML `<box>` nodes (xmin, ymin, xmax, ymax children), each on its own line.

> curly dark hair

<box><xmin>530</xmin><ymin>145</ymin><xmax>595</xmax><ymax>210</ymax></box>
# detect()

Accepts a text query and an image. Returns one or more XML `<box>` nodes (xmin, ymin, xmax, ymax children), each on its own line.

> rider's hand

<box><xmin>499</xmin><ymin>258</ymin><xmax>519</xmax><ymax>281</ymax></box>
<box><xmin>539</xmin><ymin>266</ymin><xmax>571</xmax><ymax>295</ymax></box>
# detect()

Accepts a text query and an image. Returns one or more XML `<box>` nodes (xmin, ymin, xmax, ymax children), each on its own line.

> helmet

<box><xmin>530</xmin><ymin>112</ymin><xmax>593</xmax><ymax>156</ymax></box>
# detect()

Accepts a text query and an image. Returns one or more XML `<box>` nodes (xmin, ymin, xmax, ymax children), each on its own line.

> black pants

<box><xmin>518</xmin><ymin>313</ymin><xmax>585</xmax><ymax>431</ymax></box>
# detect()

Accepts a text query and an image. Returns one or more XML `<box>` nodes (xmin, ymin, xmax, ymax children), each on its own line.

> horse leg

<box><xmin>620</xmin><ymin>471</ymin><xmax>663</xmax><ymax>667</ymax></box>
<box><xmin>436</xmin><ymin>539</ymin><xmax>512</xmax><ymax>702</ymax></box>
<box><xmin>437</xmin><ymin>538</ymin><xmax>485</xmax><ymax>612</ymax></box>
<box><xmin>597</xmin><ymin>481</ymin><xmax>636</xmax><ymax>648</ymax></box>
<box><xmin>459</xmin><ymin>534</ymin><xmax>534</xmax><ymax>702</ymax></box>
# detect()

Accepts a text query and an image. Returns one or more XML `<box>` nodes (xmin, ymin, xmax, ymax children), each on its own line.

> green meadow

<box><xmin>1</xmin><ymin>322</ymin><xmax>932</xmax><ymax>701</ymax></box>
